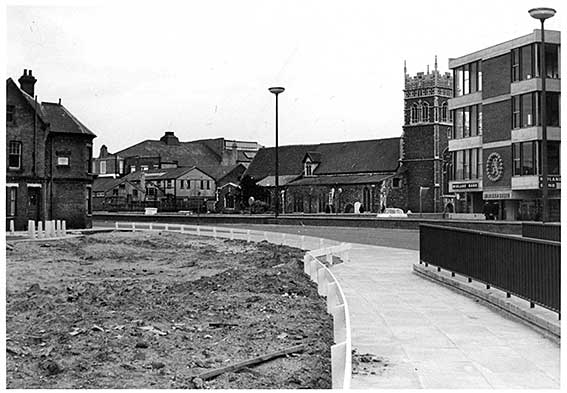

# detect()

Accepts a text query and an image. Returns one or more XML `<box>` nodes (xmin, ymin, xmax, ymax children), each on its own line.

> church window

<box><xmin>422</xmin><ymin>102</ymin><xmax>429</xmax><ymax>122</ymax></box>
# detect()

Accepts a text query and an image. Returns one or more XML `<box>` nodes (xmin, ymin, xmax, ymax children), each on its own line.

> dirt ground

<box><xmin>5</xmin><ymin>231</ymin><xmax>333</xmax><ymax>389</ymax></box>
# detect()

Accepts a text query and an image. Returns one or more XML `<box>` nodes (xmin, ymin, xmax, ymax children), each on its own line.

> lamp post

<box><xmin>529</xmin><ymin>7</ymin><xmax>556</xmax><ymax>222</ymax></box>
<box><xmin>269</xmin><ymin>87</ymin><xmax>285</xmax><ymax>218</ymax></box>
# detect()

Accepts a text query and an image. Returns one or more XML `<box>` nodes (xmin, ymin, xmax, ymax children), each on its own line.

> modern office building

<box><xmin>448</xmin><ymin>29</ymin><xmax>560</xmax><ymax>221</ymax></box>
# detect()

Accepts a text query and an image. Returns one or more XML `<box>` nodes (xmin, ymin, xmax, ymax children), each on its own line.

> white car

<box><xmin>376</xmin><ymin>208</ymin><xmax>408</xmax><ymax>218</ymax></box>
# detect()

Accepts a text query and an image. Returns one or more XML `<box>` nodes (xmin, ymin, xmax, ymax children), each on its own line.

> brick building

<box><xmin>244</xmin><ymin>138</ymin><xmax>405</xmax><ymax>214</ymax></box>
<box><xmin>448</xmin><ymin>29</ymin><xmax>560</xmax><ymax>221</ymax></box>
<box><xmin>400</xmin><ymin>59</ymin><xmax>453</xmax><ymax>213</ymax></box>
<box><xmin>6</xmin><ymin>70</ymin><xmax>96</xmax><ymax>229</ymax></box>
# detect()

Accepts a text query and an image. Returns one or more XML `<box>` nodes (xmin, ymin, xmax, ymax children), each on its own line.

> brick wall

<box><xmin>482</xmin><ymin>54</ymin><xmax>511</xmax><ymax>98</ymax></box>
<box><xmin>50</xmin><ymin>180</ymin><xmax>91</xmax><ymax>228</ymax></box>
<box><xmin>483</xmin><ymin>100</ymin><xmax>511</xmax><ymax>143</ymax></box>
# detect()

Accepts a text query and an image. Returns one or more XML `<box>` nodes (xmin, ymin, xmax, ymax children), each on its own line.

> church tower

<box><xmin>400</xmin><ymin>57</ymin><xmax>453</xmax><ymax>213</ymax></box>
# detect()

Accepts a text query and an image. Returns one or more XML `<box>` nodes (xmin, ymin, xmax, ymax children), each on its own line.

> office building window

<box><xmin>547</xmin><ymin>141</ymin><xmax>560</xmax><ymax>175</ymax></box>
<box><xmin>522</xmin><ymin>142</ymin><xmax>535</xmax><ymax>175</ymax></box>
<box><xmin>546</xmin><ymin>92</ymin><xmax>560</xmax><ymax>127</ymax></box>
<box><xmin>512</xmin><ymin>47</ymin><xmax>521</xmax><ymax>82</ymax></box>
<box><xmin>100</xmin><ymin>160</ymin><xmax>107</xmax><ymax>174</ymax></box>
<box><xmin>543</xmin><ymin>43</ymin><xmax>559</xmax><ymax>79</ymax></box>
<box><xmin>513</xmin><ymin>141</ymin><xmax>540</xmax><ymax>176</ymax></box>
<box><xmin>453</xmin><ymin>148</ymin><xmax>481</xmax><ymax>181</ymax></box>
<box><xmin>8</xmin><ymin>141</ymin><xmax>22</xmax><ymax>169</ymax></box>
<box><xmin>454</xmin><ymin>61</ymin><xmax>481</xmax><ymax>96</ymax></box>
<box><xmin>512</xmin><ymin>95</ymin><xmax>521</xmax><ymax>129</ymax></box>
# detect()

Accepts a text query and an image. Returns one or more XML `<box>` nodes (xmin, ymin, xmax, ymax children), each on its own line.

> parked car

<box><xmin>376</xmin><ymin>208</ymin><xmax>408</xmax><ymax>218</ymax></box>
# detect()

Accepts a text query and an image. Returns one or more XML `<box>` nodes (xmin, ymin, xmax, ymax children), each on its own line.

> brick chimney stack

<box><xmin>18</xmin><ymin>69</ymin><xmax>37</xmax><ymax>97</ymax></box>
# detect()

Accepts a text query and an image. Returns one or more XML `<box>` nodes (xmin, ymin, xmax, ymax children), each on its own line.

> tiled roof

<box><xmin>93</xmin><ymin>177</ymin><xmax>125</xmax><ymax>192</ymax></box>
<box><xmin>117</xmin><ymin>140</ymin><xmax>221</xmax><ymax>168</ymax></box>
<box><xmin>197</xmin><ymin>164</ymin><xmax>245</xmax><ymax>181</ymax></box>
<box><xmin>244</xmin><ymin>137</ymin><xmax>401</xmax><ymax>180</ymax></box>
<box><xmin>256</xmin><ymin>175</ymin><xmax>300</xmax><ymax>187</ymax></box>
<box><xmin>288</xmin><ymin>173</ymin><xmax>394</xmax><ymax>186</ymax></box>
<box><xmin>42</xmin><ymin>102</ymin><xmax>96</xmax><ymax>136</ymax></box>
<box><xmin>125</xmin><ymin>167</ymin><xmax>196</xmax><ymax>181</ymax></box>
<box><xmin>6</xmin><ymin>78</ymin><xmax>48</xmax><ymax>123</ymax></box>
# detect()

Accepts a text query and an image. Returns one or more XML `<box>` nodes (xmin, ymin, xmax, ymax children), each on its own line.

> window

<box><xmin>200</xmin><ymin>180</ymin><xmax>204</xmax><ymax>189</ymax></box>
<box><xmin>8</xmin><ymin>141</ymin><xmax>22</xmax><ymax>169</ymax></box>
<box><xmin>166</xmin><ymin>180</ymin><xmax>172</xmax><ymax>188</ymax></box>
<box><xmin>113</xmin><ymin>188</ymin><xmax>119</xmax><ymax>196</ymax></box>
<box><xmin>86</xmin><ymin>187</ymin><xmax>92</xmax><ymax>215</ymax></box>
<box><xmin>100</xmin><ymin>161</ymin><xmax>107</xmax><ymax>174</ymax></box>
<box><xmin>441</xmin><ymin>102</ymin><xmax>448</xmax><ymax>122</ymax></box>
<box><xmin>543</xmin><ymin>43</ymin><xmax>559</xmax><ymax>78</ymax></box>
<box><xmin>187</xmin><ymin>180</ymin><xmax>191</xmax><ymax>189</ymax></box>
<box><xmin>305</xmin><ymin>162</ymin><xmax>313</xmax><ymax>176</ymax></box>
<box><xmin>520</xmin><ymin>44</ymin><xmax>534</xmax><ymax>80</ymax></box>
<box><xmin>478</xmin><ymin>106</ymin><xmax>483</xmax><ymax>135</ymax></box>
<box><xmin>522</xmin><ymin>142</ymin><xmax>536</xmax><ymax>175</ymax></box>
<box><xmin>513</xmin><ymin>141</ymin><xmax>540</xmax><ymax>176</ymax></box>
<box><xmin>422</xmin><ymin>102</ymin><xmax>429</xmax><ymax>122</ymax></box>
<box><xmin>87</xmin><ymin>146</ymin><xmax>92</xmax><ymax>173</ymax></box>
<box><xmin>454</xmin><ymin>67</ymin><xmax>463</xmax><ymax>96</ymax></box>
<box><xmin>454</xmin><ymin>61</ymin><xmax>481</xmax><ymax>96</ymax></box>
<box><xmin>521</xmin><ymin>93</ymin><xmax>534</xmax><ymax>127</ymax></box>
<box><xmin>471</xmin><ymin>148</ymin><xmax>478</xmax><ymax>179</ymax></box>
<box><xmin>512</xmin><ymin>144</ymin><xmax>521</xmax><ymax>176</ymax></box>
<box><xmin>546</xmin><ymin>92</ymin><xmax>560</xmax><ymax>127</ymax></box>
<box><xmin>133</xmin><ymin>189</ymin><xmax>138</xmax><ymax>198</ymax></box>
<box><xmin>512</xmin><ymin>47</ymin><xmax>521</xmax><ymax>81</ymax></box>
<box><xmin>547</xmin><ymin>141</ymin><xmax>560</xmax><ymax>175</ymax></box>
<box><xmin>57</xmin><ymin>156</ymin><xmax>70</xmax><ymax>166</ymax></box>
<box><xmin>119</xmin><ymin>160</ymin><xmax>124</xmax><ymax>174</ymax></box>
<box><xmin>463</xmin><ymin>64</ymin><xmax>470</xmax><ymax>95</ymax></box>
<box><xmin>512</xmin><ymin>95</ymin><xmax>521</xmax><ymax>129</ymax></box>
<box><xmin>130</xmin><ymin>165</ymin><xmax>136</xmax><ymax>173</ymax></box>
<box><xmin>411</xmin><ymin>103</ymin><xmax>420</xmax><ymax>123</ymax></box>
<box><xmin>180</xmin><ymin>180</ymin><xmax>184</xmax><ymax>189</ymax></box>
<box><xmin>453</xmin><ymin>109</ymin><xmax>463</xmax><ymax>139</ymax></box>
<box><xmin>463</xmin><ymin>149</ymin><xmax>470</xmax><ymax>179</ymax></box>
<box><xmin>225</xmin><ymin>195</ymin><xmax>235</xmax><ymax>209</ymax></box>
<box><xmin>7</xmin><ymin>187</ymin><xmax>17</xmax><ymax>216</ymax></box>
<box><xmin>206</xmin><ymin>180</ymin><xmax>211</xmax><ymax>190</ymax></box>
<box><xmin>141</xmin><ymin>165</ymin><xmax>149</xmax><ymax>171</ymax></box>
<box><xmin>463</xmin><ymin>107</ymin><xmax>470</xmax><ymax>138</ymax></box>
<box><xmin>392</xmin><ymin>178</ymin><xmax>401</xmax><ymax>188</ymax></box>
<box><xmin>7</xmin><ymin>105</ymin><xmax>15</xmax><ymax>122</ymax></box>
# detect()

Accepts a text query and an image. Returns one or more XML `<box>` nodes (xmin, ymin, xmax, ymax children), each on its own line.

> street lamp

<box><xmin>269</xmin><ymin>86</ymin><xmax>285</xmax><ymax>218</ymax></box>
<box><xmin>529</xmin><ymin>7</ymin><xmax>556</xmax><ymax>222</ymax></box>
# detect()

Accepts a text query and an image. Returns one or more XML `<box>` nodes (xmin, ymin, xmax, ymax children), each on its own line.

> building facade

<box><xmin>401</xmin><ymin>60</ymin><xmax>453</xmax><ymax>213</ymax></box>
<box><xmin>244</xmin><ymin>138</ymin><xmax>406</xmax><ymax>214</ymax></box>
<box><xmin>6</xmin><ymin>70</ymin><xmax>96</xmax><ymax>230</ymax></box>
<box><xmin>448</xmin><ymin>29</ymin><xmax>561</xmax><ymax>221</ymax></box>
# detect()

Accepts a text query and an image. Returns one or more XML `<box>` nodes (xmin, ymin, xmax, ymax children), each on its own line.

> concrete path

<box><xmin>333</xmin><ymin>243</ymin><xmax>560</xmax><ymax>389</ymax></box>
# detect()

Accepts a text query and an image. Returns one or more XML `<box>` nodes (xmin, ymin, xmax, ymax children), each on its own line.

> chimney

<box><xmin>160</xmin><ymin>131</ymin><xmax>180</xmax><ymax>146</ymax></box>
<box><xmin>100</xmin><ymin>145</ymin><xmax>109</xmax><ymax>158</ymax></box>
<box><xmin>18</xmin><ymin>69</ymin><xmax>37</xmax><ymax>97</ymax></box>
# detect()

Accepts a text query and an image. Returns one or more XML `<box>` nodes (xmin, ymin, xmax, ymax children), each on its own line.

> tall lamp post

<box><xmin>529</xmin><ymin>7</ymin><xmax>556</xmax><ymax>222</ymax></box>
<box><xmin>269</xmin><ymin>87</ymin><xmax>285</xmax><ymax>218</ymax></box>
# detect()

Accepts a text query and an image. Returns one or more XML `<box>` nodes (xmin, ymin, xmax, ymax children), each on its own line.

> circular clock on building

<box><xmin>486</xmin><ymin>152</ymin><xmax>504</xmax><ymax>182</ymax></box>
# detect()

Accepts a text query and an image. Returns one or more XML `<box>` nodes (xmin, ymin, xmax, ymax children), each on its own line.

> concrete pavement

<box><xmin>332</xmin><ymin>243</ymin><xmax>560</xmax><ymax>389</ymax></box>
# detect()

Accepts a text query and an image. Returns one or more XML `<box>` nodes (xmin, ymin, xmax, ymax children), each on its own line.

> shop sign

<box><xmin>483</xmin><ymin>191</ymin><xmax>512</xmax><ymax>200</ymax></box>
<box><xmin>539</xmin><ymin>175</ymin><xmax>561</xmax><ymax>189</ymax></box>
<box><xmin>452</xmin><ymin>182</ymin><xmax>479</xmax><ymax>190</ymax></box>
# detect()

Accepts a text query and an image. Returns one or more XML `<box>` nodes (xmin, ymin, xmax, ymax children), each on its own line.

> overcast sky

<box><xmin>6</xmin><ymin>0</ymin><xmax>564</xmax><ymax>154</ymax></box>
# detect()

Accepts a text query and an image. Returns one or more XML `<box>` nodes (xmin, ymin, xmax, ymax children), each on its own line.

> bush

<box><xmin>250</xmin><ymin>200</ymin><xmax>270</xmax><ymax>214</ymax></box>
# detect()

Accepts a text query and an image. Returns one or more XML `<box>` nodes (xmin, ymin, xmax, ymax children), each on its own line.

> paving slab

<box><xmin>330</xmin><ymin>244</ymin><xmax>560</xmax><ymax>389</ymax></box>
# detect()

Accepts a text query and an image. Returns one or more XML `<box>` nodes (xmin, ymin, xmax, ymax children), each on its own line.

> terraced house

<box><xmin>448</xmin><ymin>29</ymin><xmax>560</xmax><ymax>220</ymax></box>
<box><xmin>6</xmin><ymin>69</ymin><xmax>96</xmax><ymax>229</ymax></box>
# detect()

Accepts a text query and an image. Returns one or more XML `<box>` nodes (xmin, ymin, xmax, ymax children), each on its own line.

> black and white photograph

<box><xmin>4</xmin><ymin>0</ymin><xmax>563</xmax><ymax>389</ymax></box>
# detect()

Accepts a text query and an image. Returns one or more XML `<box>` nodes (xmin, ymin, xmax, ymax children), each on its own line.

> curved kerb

<box><xmin>115</xmin><ymin>221</ymin><xmax>353</xmax><ymax>389</ymax></box>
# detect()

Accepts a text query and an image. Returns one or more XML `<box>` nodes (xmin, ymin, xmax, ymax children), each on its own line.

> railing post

<box><xmin>247</xmin><ymin>230</ymin><xmax>251</xmax><ymax>243</ymax></box>
<box><xmin>62</xmin><ymin>220</ymin><xmax>67</xmax><ymax>236</ymax></box>
<box><xmin>37</xmin><ymin>221</ymin><xmax>44</xmax><ymax>238</ymax></box>
<box><xmin>115</xmin><ymin>221</ymin><xmax>119</xmax><ymax>230</ymax></box>
<box><xmin>281</xmin><ymin>233</ymin><xmax>286</xmax><ymax>245</ymax></box>
<box><xmin>197</xmin><ymin>226</ymin><xmax>201</xmax><ymax>237</ymax></box>
<box><xmin>301</xmin><ymin>235</ymin><xmax>305</xmax><ymax>249</ymax></box>
<box><xmin>230</xmin><ymin>229</ymin><xmax>234</xmax><ymax>240</ymax></box>
<box><xmin>213</xmin><ymin>228</ymin><xmax>217</xmax><ymax>238</ymax></box>
<box><xmin>9</xmin><ymin>220</ymin><xmax>15</xmax><ymax>234</ymax></box>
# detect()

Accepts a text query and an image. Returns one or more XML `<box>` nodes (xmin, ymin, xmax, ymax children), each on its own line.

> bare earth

<box><xmin>5</xmin><ymin>231</ymin><xmax>333</xmax><ymax>389</ymax></box>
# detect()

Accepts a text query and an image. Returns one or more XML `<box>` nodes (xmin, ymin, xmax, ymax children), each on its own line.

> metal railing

<box><xmin>113</xmin><ymin>221</ymin><xmax>352</xmax><ymax>389</ymax></box>
<box><xmin>420</xmin><ymin>224</ymin><xmax>560</xmax><ymax>314</ymax></box>
<box><xmin>522</xmin><ymin>222</ymin><xmax>561</xmax><ymax>242</ymax></box>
